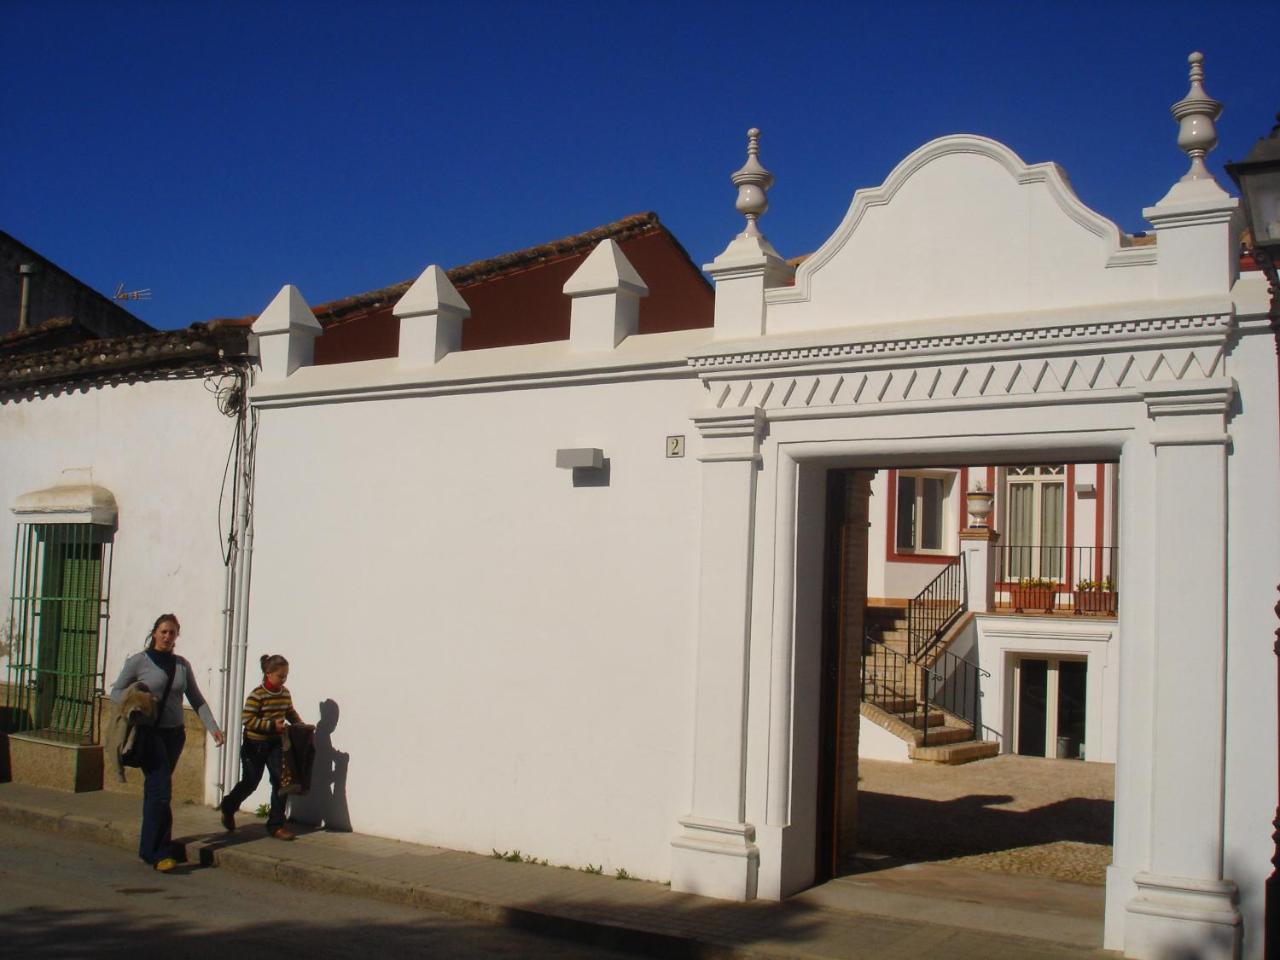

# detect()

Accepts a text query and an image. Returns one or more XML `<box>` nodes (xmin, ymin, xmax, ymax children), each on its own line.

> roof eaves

<box><xmin>0</xmin><ymin>322</ymin><xmax>251</xmax><ymax>394</ymax></box>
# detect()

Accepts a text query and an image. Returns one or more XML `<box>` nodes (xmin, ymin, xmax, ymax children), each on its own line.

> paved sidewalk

<box><xmin>0</xmin><ymin>782</ymin><xmax>1117</xmax><ymax>960</ymax></box>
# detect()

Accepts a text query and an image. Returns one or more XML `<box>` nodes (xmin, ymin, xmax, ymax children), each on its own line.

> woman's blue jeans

<box><xmin>138</xmin><ymin>725</ymin><xmax>185</xmax><ymax>864</ymax></box>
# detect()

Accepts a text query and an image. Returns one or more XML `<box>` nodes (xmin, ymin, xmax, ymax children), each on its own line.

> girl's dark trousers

<box><xmin>139</xmin><ymin>725</ymin><xmax>186</xmax><ymax>864</ymax></box>
<box><xmin>221</xmin><ymin>736</ymin><xmax>285</xmax><ymax>830</ymax></box>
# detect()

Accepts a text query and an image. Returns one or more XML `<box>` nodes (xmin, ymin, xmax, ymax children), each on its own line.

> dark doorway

<box><xmin>1017</xmin><ymin>658</ymin><xmax>1049</xmax><ymax>756</ymax></box>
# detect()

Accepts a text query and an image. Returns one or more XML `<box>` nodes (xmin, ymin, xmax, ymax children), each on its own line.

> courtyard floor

<box><xmin>854</xmin><ymin>754</ymin><xmax>1115</xmax><ymax>886</ymax></box>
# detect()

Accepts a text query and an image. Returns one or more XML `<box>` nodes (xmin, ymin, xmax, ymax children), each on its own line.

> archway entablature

<box><xmin>689</xmin><ymin>309</ymin><xmax>1234</xmax><ymax>418</ymax></box>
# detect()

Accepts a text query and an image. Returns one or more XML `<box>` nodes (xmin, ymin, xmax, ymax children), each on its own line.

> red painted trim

<box><xmin>959</xmin><ymin>466</ymin><xmax>970</xmax><ymax>526</ymax></box>
<box><xmin>1065</xmin><ymin>464</ymin><xmax>1076</xmax><ymax>586</ymax></box>
<box><xmin>1094</xmin><ymin>463</ymin><xmax>1106</xmax><ymax>582</ymax></box>
<box><xmin>883</xmin><ymin>467</ymin><xmax>959</xmax><ymax>565</ymax></box>
<box><xmin>890</xmin><ymin>553</ymin><xmax>958</xmax><ymax>565</ymax></box>
<box><xmin>884</xmin><ymin>468</ymin><xmax>898</xmax><ymax>567</ymax></box>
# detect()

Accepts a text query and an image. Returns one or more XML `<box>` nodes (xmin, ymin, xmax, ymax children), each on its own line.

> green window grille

<box><xmin>5</xmin><ymin>523</ymin><xmax>113</xmax><ymax>743</ymax></box>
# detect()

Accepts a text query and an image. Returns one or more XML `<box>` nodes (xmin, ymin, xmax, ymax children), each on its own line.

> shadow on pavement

<box><xmin>854</xmin><ymin>790</ymin><xmax>1113</xmax><ymax>868</ymax></box>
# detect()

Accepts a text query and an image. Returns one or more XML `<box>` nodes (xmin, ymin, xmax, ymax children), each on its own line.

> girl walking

<box><xmin>219</xmin><ymin>654</ymin><xmax>304</xmax><ymax>839</ymax></box>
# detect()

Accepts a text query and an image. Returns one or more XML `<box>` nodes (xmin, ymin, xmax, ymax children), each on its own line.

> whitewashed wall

<box><xmin>0</xmin><ymin>376</ymin><xmax>237</xmax><ymax>799</ymax></box>
<box><xmin>247</xmin><ymin>351</ymin><xmax>708</xmax><ymax>880</ymax></box>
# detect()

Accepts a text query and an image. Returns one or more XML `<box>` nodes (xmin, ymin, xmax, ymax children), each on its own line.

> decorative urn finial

<box><xmin>1170</xmin><ymin>51</ymin><xmax>1223</xmax><ymax>183</ymax></box>
<box><xmin>731</xmin><ymin>127</ymin><xmax>774</xmax><ymax>237</ymax></box>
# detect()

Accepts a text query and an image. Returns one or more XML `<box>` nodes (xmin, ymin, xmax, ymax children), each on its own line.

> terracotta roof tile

<box><xmin>0</xmin><ymin>319</ymin><xmax>250</xmax><ymax>393</ymax></box>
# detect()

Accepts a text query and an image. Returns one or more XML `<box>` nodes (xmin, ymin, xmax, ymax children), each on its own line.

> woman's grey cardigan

<box><xmin>109</xmin><ymin>651</ymin><xmax>222</xmax><ymax>736</ymax></box>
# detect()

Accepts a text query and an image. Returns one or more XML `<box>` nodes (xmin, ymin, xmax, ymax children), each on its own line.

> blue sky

<box><xmin>3</xmin><ymin>1</ymin><xmax>1276</xmax><ymax>330</ymax></box>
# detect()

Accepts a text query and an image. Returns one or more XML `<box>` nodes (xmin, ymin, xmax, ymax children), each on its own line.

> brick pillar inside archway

<box><xmin>819</xmin><ymin>468</ymin><xmax>874</xmax><ymax>874</ymax></box>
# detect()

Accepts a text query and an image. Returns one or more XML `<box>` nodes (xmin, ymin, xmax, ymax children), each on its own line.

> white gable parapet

<box><xmin>252</xmin><ymin>285</ymin><xmax>323</xmax><ymax>381</ymax></box>
<box><xmin>707</xmin><ymin>129</ymin><xmax>794</xmax><ymax>340</ymax></box>
<box><xmin>563</xmin><ymin>239</ymin><xmax>649</xmax><ymax>352</ymax></box>
<box><xmin>1143</xmin><ymin>53</ymin><xmax>1241</xmax><ymax>300</ymax></box>
<box><xmin>394</xmin><ymin>264</ymin><xmax>471</xmax><ymax>366</ymax></box>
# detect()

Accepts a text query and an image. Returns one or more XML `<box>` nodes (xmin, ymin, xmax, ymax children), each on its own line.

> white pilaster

<box><xmin>706</xmin><ymin>235</ymin><xmax>793</xmax><ymax>340</ymax></box>
<box><xmin>1123</xmin><ymin>380</ymin><xmax>1242</xmax><ymax>958</ymax></box>
<box><xmin>252</xmin><ymin>285</ymin><xmax>322</xmax><ymax>381</ymax></box>
<box><xmin>562</xmin><ymin>239</ymin><xmax>648</xmax><ymax>352</ymax></box>
<box><xmin>959</xmin><ymin>527</ymin><xmax>998</xmax><ymax>614</ymax></box>
<box><xmin>670</xmin><ymin>407</ymin><xmax>765</xmax><ymax>901</ymax></box>
<box><xmin>394</xmin><ymin>265</ymin><xmax>470</xmax><ymax>366</ymax></box>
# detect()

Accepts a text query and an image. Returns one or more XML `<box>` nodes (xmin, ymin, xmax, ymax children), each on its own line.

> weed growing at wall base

<box><xmin>491</xmin><ymin>849</ymin><xmax>627</xmax><ymax>875</ymax></box>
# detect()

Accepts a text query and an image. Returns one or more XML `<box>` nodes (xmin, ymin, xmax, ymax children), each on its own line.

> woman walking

<box><xmin>109</xmin><ymin>613</ymin><xmax>224</xmax><ymax>872</ymax></box>
<box><xmin>219</xmin><ymin>653</ymin><xmax>304</xmax><ymax>840</ymax></box>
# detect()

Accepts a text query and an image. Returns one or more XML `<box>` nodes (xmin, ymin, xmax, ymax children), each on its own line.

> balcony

<box><xmin>993</xmin><ymin>545</ymin><xmax>1118</xmax><ymax>616</ymax></box>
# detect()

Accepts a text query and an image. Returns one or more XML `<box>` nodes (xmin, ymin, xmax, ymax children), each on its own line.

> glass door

<box><xmin>1005</xmin><ymin>466</ymin><xmax>1066</xmax><ymax>582</ymax></box>
<box><xmin>1014</xmin><ymin>656</ymin><xmax>1087</xmax><ymax>759</ymax></box>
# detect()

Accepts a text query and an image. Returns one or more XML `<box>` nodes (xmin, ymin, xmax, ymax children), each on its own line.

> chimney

<box><xmin>17</xmin><ymin>263</ymin><xmax>36</xmax><ymax>331</ymax></box>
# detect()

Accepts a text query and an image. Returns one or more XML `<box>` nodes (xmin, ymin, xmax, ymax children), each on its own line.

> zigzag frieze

<box><xmin>708</xmin><ymin>344</ymin><xmax>1226</xmax><ymax>410</ymax></box>
<box><xmin>688</xmin><ymin>314</ymin><xmax>1231</xmax><ymax>370</ymax></box>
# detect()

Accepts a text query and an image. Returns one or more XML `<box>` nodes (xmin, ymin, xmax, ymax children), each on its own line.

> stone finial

<box><xmin>563</xmin><ymin>239</ymin><xmax>649</xmax><ymax>352</ymax></box>
<box><xmin>252</xmin><ymin>284</ymin><xmax>323</xmax><ymax>379</ymax></box>
<box><xmin>731</xmin><ymin>128</ymin><xmax>775</xmax><ymax>238</ymax></box>
<box><xmin>1171</xmin><ymin>52</ymin><xmax>1223</xmax><ymax>184</ymax></box>
<box><xmin>1144</xmin><ymin>51</ymin><xmax>1238</xmax><ymax>297</ymax></box>
<box><xmin>394</xmin><ymin>264</ymin><xmax>471</xmax><ymax>365</ymax></box>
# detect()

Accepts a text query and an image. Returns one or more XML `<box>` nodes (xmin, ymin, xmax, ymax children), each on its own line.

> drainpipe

<box><xmin>17</xmin><ymin>263</ymin><xmax>36</xmax><ymax>331</ymax></box>
<box><xmin>216</xmin><ymin>364</ymin><xmax>248</xmax><ymax>797</ymax></box>
<box><xmin>216</xmin><ymin>363</ymin><xmax>257</xmax><ymax>801</ymax></box>
<box><xmin>222</xmin><ymin>395</ymin><xmax>258</xmax><ymax>798</ymax></box>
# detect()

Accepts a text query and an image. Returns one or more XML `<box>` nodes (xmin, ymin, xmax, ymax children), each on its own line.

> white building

<box><xmin>2</xmin><ymin>54</ymin><xmax>1274</xmax><ymax>960</ymax></box>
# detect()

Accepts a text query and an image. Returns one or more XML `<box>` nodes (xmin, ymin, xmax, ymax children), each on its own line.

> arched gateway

<box><xmin>668</xmin><ymin>62</ymin><xmax>1274</xmax><ymax>959</ymax></box>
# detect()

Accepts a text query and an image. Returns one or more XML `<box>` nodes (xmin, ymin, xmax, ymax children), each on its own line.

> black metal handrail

<box><xmin>861</xmin><ymin>633</ymin><xmax>990</xmax><ymax>747</ymax></box>
<box><xmin>861</xmin><ymin>635</ymin><xmax>929</xmax><ymax>736</ymax></box>
<box><xmin>907</xmin><ymin>553</ymin><xmax>967</xmax><ymax>660</ymax></box>
<box><xmin>920</xmin><ymin>647</ymin><xmax>991</xmax><ymax>746</ymax></box>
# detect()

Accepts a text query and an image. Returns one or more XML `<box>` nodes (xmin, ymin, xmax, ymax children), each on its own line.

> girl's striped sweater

<box><xmin>241</xmin><ymin>684</ymin><xmax>302</xmax><ymax>741</ymax></box>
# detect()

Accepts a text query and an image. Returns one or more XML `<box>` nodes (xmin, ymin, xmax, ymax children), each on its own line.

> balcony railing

<box><xmin>993</xmin><ymin>544</ymin><xmax>1118</xmax><ymax>614</ymax></box>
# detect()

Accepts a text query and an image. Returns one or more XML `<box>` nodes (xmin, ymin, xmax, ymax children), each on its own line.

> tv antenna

<box><xmin>113</xmin><ymin>282</ymin><xmax>152</xmax><ymax>301</ymax></box>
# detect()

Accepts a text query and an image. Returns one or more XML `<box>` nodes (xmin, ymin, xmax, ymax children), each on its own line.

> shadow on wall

<box><xmin>288</xmin><ymin>698</ymin><xmax>350</xmax><ymax>832</ymax></box>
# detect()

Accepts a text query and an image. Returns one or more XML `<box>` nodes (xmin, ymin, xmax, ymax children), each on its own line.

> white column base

<box><xmin>670</xmin><ymin>816</ymin><xmax>759</xmax><ymax>901</ymax></box>
<box><xmin>1124</xmin><ymin>872</ymin><xmax>1241</xmax><ymax>959</ymax></box>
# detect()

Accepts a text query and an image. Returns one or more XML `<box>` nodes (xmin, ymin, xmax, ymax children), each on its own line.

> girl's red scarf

<box><xmin>263</xmin><ymin>677</ymin><xmax>283</xmax><ymax>693</ymax></box>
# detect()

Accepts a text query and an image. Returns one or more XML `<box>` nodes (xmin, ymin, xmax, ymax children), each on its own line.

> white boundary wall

<box><xmin>247</xmin><ymin>347</ymin><xmax>709</xmax><ymax>879</ymax></box>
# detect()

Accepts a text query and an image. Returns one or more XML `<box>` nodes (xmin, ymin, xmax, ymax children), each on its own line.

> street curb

<box><xmin>197</xmin><ymin>841</ymin><xmax>784</xmax><ymax>960</ymax></box>
<box><xmin>1</xmin><ymin>799</ymin><xmax>790</xmax><ymax>960</ymax></box>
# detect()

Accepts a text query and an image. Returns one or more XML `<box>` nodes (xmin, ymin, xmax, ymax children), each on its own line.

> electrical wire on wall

<box><xmin>204</xmin><ymin>360</ymin><xmax>257</xmax><ymax>799</ymax></box>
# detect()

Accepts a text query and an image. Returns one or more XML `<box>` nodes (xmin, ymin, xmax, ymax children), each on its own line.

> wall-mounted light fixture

<box><xmin>556</xmin><ymin>448</ymin><xmax>604</xmax><ymax>470</ymax></box>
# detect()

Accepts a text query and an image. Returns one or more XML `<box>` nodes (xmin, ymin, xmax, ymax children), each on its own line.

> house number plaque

<box><xmin>666</xmin><ymin>435</ymin><xmax>685</xmax><ymax>458</ymax></box>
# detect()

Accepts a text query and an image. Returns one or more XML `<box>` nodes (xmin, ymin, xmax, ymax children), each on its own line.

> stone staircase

<box><xmin>861</xmin><ymin>604</ymin><xmax>999</xmax><ymax>765</ymax></box>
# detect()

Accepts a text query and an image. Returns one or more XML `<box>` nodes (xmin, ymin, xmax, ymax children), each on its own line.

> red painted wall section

<box><xmin>311</xmin><ymin>226</ymin><xmax>712</xmax><ymax>365</ymax></box>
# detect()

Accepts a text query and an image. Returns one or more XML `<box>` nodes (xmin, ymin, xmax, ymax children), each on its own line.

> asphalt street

<box><xmin>0</xmin><ymin>822</ymin><xmax>641</xmax><ymax>959</ymax></box>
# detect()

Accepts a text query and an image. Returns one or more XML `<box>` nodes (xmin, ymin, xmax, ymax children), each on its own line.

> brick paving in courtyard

<box><xmin>855</xmin><ymin>754</ymin><xmax>1115</xmax><ymax>885</ymax></box>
